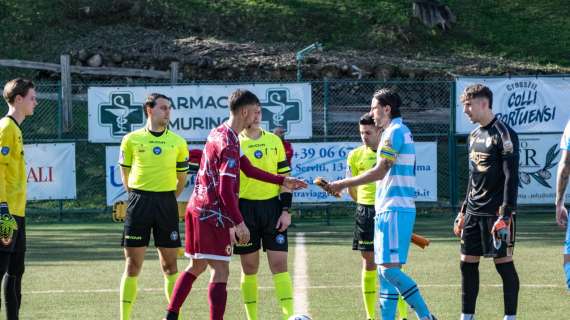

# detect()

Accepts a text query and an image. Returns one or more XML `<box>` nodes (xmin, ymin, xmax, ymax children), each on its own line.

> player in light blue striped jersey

<box><xmin>328</xmin><ymin>89</ymin><xmax>436</xmax><ymax>320</ymax></box>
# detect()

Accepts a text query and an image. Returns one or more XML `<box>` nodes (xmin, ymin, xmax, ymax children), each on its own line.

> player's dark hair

<box><xmin>461</xmin><ymin>84</ymin><xmax>493</xmax><ymax>109</ymax></box>
<box><xmin>143</xmin><ymin>93</ymin><xmax>170</xmax><ymax>116</ymax></box>
<box><xmin>228</xmin><ymin>89</ymin><xmax>260</xmax><ymax>113</ymax></box>
<box><xmin>3</xmin><ymin>78</ymin><xmax>35</xmax><ymax>104</ymax></box>
<box><xmin>373</xmin><ymin>88</ymin><xmax>401</xmax><ymax>118</ymax></box>
<box><xmin>359</xmin><ymin>113</ymin><xmax>375</xmax><ymax>125</ymax></box>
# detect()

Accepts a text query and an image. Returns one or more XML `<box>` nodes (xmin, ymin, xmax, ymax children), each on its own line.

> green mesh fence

<box><xmin>0</xmin><ymin>78</ymin><xmax>456</xmax><ymax>218</ymax></box>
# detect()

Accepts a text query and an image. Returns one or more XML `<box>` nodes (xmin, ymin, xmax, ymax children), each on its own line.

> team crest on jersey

<box><xmin>227</xmin><ymin>158</ymin><xmax>237</xmax><ymax>168</ymax></box>
<box><xmin>170</xmin><ymin>231</ymin><xmax>179</xmax><ymax>241</ymax></box>
<box><xmin>485</xmin><ymin>137</ymin><xmax>492</xmax><ymax>148</ymax></box>
<box><xmin>153</xmin><ymin>146</ymin><xmax>162</xmax><ymax>155</ymax></box>
<box><xmin>275</xmin><ymin>234</ymin><xmax>285</xmax><ymax>244</ymax></box>
<box><xmin>254</xmin><ymin>150</ymin><xmax>263</xmax><ymax>159</ymax></box>
<box><xmin>225</xmin><ymin>245</ymin><xmax>232</xmax><ymax>255</ymax></box>
<box><xmin>0</xmin><ymin>147</ymin><xmax>9</xmax><ymax>156</ymax></box>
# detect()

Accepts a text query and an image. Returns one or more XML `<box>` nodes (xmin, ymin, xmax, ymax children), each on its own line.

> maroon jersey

<box><xmin>188</xmin><ymin>122</ymin><xmax>243</xmax><ymax>225</ymax></box>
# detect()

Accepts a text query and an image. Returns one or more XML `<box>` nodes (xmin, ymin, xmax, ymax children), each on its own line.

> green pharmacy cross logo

<box><xmin>519</xmin><ymin>144</ymin><xmax>560</xmax><ymax>188</ymax></box>
<box><xmin>99</xmin><ymin>92</ymin><xmax>144</xmax><ymax>137</ymax></box>
<box><xmin>260</xmin><ymin>89</ymin><xmax>301</xmax><ymax>132</ymax></box>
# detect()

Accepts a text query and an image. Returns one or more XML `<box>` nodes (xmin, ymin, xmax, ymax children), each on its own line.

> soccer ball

<box><xmin>288</xmin><ymin>315</ymin><xmax>312</xmax><ymax>320</ymax></box>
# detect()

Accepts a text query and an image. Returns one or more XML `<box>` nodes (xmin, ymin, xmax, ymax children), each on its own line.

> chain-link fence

<box><xmin>0</xmin><ymin>78</ymin><xmax>456</xmax><ymax>219</ymax></box>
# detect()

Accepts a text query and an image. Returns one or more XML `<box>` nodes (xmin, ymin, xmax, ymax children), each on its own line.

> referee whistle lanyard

<box><xmin>198</xmin><ymin>209</ymin><xmax>235</xmax><ymax>228</ymax></box>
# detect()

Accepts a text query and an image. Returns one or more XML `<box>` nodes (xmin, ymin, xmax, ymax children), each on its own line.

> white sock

<box><xmin>504</xmin><ymin>316</ymin><xmax>516</xmax><ymax>320</ymax></box>
<box><xmin>461</xmin><ymin>314</ymin><xmax>475</xmax><ymax>320</ymax></box>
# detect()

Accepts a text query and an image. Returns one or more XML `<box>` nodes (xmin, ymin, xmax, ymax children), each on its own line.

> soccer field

<box><xmin>17</xmin><ymin>212</ymin><xmax>567</xmax><ymax>319</ymax></box>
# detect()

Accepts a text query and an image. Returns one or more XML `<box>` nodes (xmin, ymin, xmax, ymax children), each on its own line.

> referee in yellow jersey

<box><xmin>346</xmin><ymin>114</ymin><xmax>407</xmax><ymax>320</ymax></box>
<box><xmin>0</xmin><ymin>78</ymin><xmax>37</xmax><ymax>320</ymax></box>
<box><xmin>234</xmin><ymin>112</ymin><xmax>294</xmax><ymax>320</ymax></box>
<box><xmin>118</xmin><ymin>93</ymin><xmax>189</xmax><ymax>320</ymax></box>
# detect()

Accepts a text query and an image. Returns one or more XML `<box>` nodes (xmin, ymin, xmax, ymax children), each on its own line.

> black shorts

<box><xmin>122</xmin><ymin>189</ymin><xmax>181</xmax><ymax>248</ymax></box>
<box><xmin>234</xmin><ymin>197</ymin><xmax>287</xmax><ymax>254</ymax></box>
<box><xmin>461</xmin><ymin>213</ymin><xmax>516</xmax><ymax>258</ymax></box>
<box><xmin>0</xmin><ymin>216</ymin><xmax>26</xmax><ymax>253</ymax></box>
<box><xmin>353</xmin><ymin>204</ymin><xmax>375</xmax><ymax>251</ymax></box>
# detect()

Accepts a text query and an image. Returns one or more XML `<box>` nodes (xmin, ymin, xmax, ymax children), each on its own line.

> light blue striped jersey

<box><xmin>375</xmin><ymin>117</ymin><xmax>416</xmax><ymax>213</ymax></box>
<box><xmin>561</xmin><ymin>120</ymin><xmax>570</xmax><ymax>150</ymax></box>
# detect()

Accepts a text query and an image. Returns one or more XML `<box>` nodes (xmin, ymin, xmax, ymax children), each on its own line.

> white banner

<box><xmin>456</xmin><ymin>77</ymin><xmax>570</xmax><ymax>134</ymax></box>
<box><xmin>105</xmin><ymin>145</ymin><xmax>201</xmax><ymax>205</ymax></box>
<box><xmin>25</xmin><ymin>143</ymin><xmax>76</xmax><ymax>200</ymax></box>
<box><xmin>89</xmin><ymin>84</ymin><xmax>312</xmax><ymax>143</ymax></box>
<box><xmin>291</xmin><ymin>142</ymin><xmax>438</xmax><ymax>202</ymax></box>
<box><xmin>516</xmin><ymin>134</ymin><xmax>567</xmax><ymax>204</ymax></box>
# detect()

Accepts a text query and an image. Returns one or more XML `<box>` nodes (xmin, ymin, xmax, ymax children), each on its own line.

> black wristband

<box><xmin>280</xmin><ymin>192</ymin><xmax>293</xmax><ymax>210</ymax></box>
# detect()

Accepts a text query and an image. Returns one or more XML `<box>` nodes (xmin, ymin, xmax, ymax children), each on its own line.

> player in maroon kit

<box><xmin>163</xmin><ymin>90</ymin><xmax>307</xmax><ymax>320</ymax></box>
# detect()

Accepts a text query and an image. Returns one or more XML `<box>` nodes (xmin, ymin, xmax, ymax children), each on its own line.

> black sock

<box><xmin>495</xmin><ymin>261</ymin><xmax>519</xmax><ymax>316</ymax></box>
<box><xmin>165</xmin><ymin>311</ymin><xmax>179</xmax><ymax>320</ymax></box>
<box><xmin>460</xmin><ymin>261</ymin><xmax>479</xmax><ymax>314</ymax></box>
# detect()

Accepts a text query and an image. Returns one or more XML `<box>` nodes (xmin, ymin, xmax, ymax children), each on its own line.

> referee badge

<box><xmin>275</xmin><ymin>234</ymin><xmax>285</xmax><ymax>244</ymax></box>
<box><xmin>1</xmin><ymin>147</ymin><xmax>9</xmax><ymax>156</ymax></box>
<box><xmin>254</xmin><ymin>150</ymin><xmax>263</xmax><ymax>159</ymax></box>
<box><xmin>170</xmin><ymin>231</ymin><xmax>179</xmax><ymax>241</ymax></box>
<box><xmin>153</xmin><ymin>146</ymin><xmax>162</xmax><ymax>155</ymax></box>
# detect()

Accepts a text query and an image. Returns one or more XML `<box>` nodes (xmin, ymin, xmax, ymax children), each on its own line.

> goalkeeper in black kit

<box><xmin>455</xmin><ymin>84</ymin><xmax>520</xmax><ymax>320</ymax></box>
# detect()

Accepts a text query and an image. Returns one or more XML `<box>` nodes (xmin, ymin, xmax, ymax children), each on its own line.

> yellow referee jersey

<box><xmin>346</xmin><ymin>145</ymin><xmax>377</xmax><ymax>205</ymax></box>
<box><xmin>119</xmin><ymin>128</ymin><xmax>189</xmax><ymax>192</ymax></box>
<box><xmin>0</xmin><ymin>116</ymin><xmax>26</xmax><ymax>217</ymax></box>
<box><xmin>239</xmin><ymin>129</ymin><xmax>291</xmax><ymax>200</ymax></box>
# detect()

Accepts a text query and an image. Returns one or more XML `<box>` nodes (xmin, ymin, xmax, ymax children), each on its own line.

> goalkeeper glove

<box><xmin>453</xmin><ymin>212</ymin><xmax>464</xmax><ymax>237</ymax></box>
<box><xmin>0</xmin><ymin>202</ymin><xmax>17</xmax><ymax>246</ymax></box>
<box><xmin>492</xmin><ymin>215</ymin><xmax>510</xmax><ymax>242</ymax></box>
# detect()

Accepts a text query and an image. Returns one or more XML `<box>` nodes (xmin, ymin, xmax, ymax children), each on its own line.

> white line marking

<box><xmin>293</xmin><ymin>232</ymin><xmax>309</xmax><ymax>315</ymax></box>
<box><xmin>26</xmin><ymin>283</ymin><xmax>565</xmax><ymax>295</ymax></box>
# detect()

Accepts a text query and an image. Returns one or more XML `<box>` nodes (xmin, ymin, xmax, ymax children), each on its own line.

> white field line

<box><xmin>27</xmin><ymin>283</ymin><xmax>565</xmax><ymax>295</ymax></box>
<box><xmin>293</xmin><ymin>232</ymin><xmax>309</xmax><ymax>315</ymax></box>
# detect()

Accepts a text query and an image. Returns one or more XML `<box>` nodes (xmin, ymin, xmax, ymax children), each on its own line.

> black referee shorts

<box><xmin>461</xmin><ymin>213</ymin><xmax>516</xmax><ymax>258</ymax></box>
<box><xmin>353</xmin><ymin>204</ymin><xmax>375</xmax><ymax>251</ymax></box>
<box><xmin>122</xmin><ymin>189</ymin><xmax>181</xmax><ymax>248</ymax></box>
<box><xmin>234</xmin><ymin>197</ymin><xmax>287</xmax><ymax>255</ymax></box>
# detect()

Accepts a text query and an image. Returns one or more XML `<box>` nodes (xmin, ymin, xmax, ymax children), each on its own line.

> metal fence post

<box><xmin>448</xmin><ymin>81</ymin><xmax>458</xmax><ymax>211</ymax></box>
<box><xmin>60</xmin><ymin>54</ymin><xmax>72</xmax><ymax>133</ymax></box>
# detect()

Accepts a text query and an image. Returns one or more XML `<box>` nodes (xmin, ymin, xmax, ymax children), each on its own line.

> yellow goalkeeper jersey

<box><xmin>239</xmin><ymin>129</ymin><xmax>291</xmax><ymax>200</ymax></box>
<box><xmin>0</xmin><ymin>116</ymin><xmax>26</xmax><ymax>217</ymax></box>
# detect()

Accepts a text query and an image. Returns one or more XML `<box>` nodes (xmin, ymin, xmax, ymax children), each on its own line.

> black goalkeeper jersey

<box><xmin>462</xmin><ymin>117</ymin><xmax>519</xmax><ymax>217</ymax></box>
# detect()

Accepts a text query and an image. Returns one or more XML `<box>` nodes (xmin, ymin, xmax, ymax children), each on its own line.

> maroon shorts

<box><xmin>185</xmin><ymin>207</ymin><xmax>233</xmax><ymax>261</ymax></box>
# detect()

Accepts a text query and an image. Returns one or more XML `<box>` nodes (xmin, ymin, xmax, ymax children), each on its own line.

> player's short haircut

<box><xmin>3</xmin><ymin>78</ymin><xmax>35</xmax><ymax>104</ymax></box>
<box><xmin>143</xmin><ymin>93</ymin><xmax>170</xmax><ymax>116</ymax></box>
<box><xmin>359</xmin><ymin>113</ymin><xmax>375</xmax><ymax>126</ymax></box>
<box><xmin>228</xmin><ymin>89</ymin><xmax>260</xmax><ymax>113</ymax></box>
<box><xmin>460</xmin><ymin>84</ymin><xmax>493</xmax><ymax>109</ymax></box>
<box><xmin>373</xmin><ymin>88</ymin><xmax>401</xmax><ymax>118</ymax></box>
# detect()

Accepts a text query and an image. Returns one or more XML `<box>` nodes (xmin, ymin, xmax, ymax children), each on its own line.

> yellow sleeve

<box><xmin>275</xmin><ymin>136</ymin><xmax>291</xmax><ymax>174</ymax></box>
<box><xmin>346</xmin><ymin>149</ymin><xmax>357</xmax><ymax>178</ymax></box>
<box><xmin>176</xmin><ymin>138</ymin><xmax>189</xmax><ymax>172</ymax></box>
<box><xmin>119</xmin><ymin>135</ymin><xmax>133</xmax><ymax>167</ymax></box>
<box><xmin>0</xmin><ymin>124</ymin><xmax>15</xmax><ymax>202</ymax></box>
